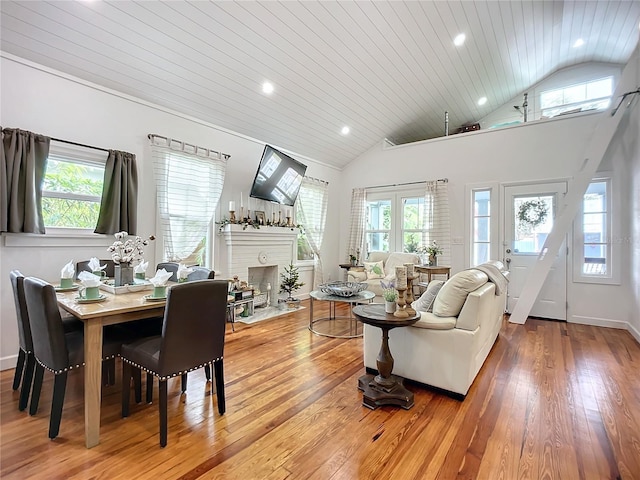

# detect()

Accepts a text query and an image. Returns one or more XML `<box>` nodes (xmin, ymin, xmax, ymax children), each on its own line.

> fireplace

<box><xmin>218</xmin><ymin>224</ymin><xmax>298</xmax><ymax>304</ymax></box>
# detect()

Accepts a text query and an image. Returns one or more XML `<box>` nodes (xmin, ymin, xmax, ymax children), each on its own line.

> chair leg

<box><xmin>133</xmin><ymin>367</ymin><xmax>142</xmax><ymax>403</ymax></box>
<box><xmin>122</xmin><ymin>361</ymin><xmax>131</xmax><ymax>417</ymax></box>
<box><xmin>146</xmin><ymin>373</ymin><xmax>153</xmax><ymax>403</ymax></box>
<box><xmin>159</xmin><ymin>379</ymin><xmax>167</xmax><ymax>447</ymax></box>
<box><xmin>29</xmin><ymin>364</ymin><xmax>45</xmax><ymax>416</ymax></box>
<box><xmin>181</xmin><ymin>373</ymin><xmax>187</xmax><ymax>393</ymax></box>
<box><xmin>19</xmin><ymin>353</ymin><xmax>36</xmax><ymax>412</ymax></box>
<box><xmin>213</xmin><ymin>360</ymin><xmax>225</xmax><ymax>415</ymax></box>
<box><xmin>49</xmin><ymin>372</ymin><xmax>68</xmax><ymax>439</ymax></box>
<box><xmin>12</xmin><ymin>349</ymin><xmax>26</xmax><ymax>391</ymax></box>
<box><xmin>107</xmin><ymin>358</ymin><xmax>116</xmax><ymax>386</ymax></box>
<box><xmin>204</xmin><ymin>364</ymin><xmax>211</xmax><ymax>382</ymax></box>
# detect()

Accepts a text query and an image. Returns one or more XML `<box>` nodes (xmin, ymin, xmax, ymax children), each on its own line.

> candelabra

<box><xmin>393</xmin><ymin>287</ymin><xmax>409</xmax><ymax>318</ymax></box>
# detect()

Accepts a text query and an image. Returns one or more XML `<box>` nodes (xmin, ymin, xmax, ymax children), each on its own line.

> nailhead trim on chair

<box><xmin>34</xmin><ymin>353</ymin><xmax>118</xmax><ymax>375</ymax></box>
<box><xmin>121</xmin><ymin>356</ymin><xmax>223</xmax><ymax>381</ymax></box>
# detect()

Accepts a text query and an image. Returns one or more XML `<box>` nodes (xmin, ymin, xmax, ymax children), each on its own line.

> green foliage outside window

<box><xmin>42</xmin><ymin>160</ymin><xmax>104</xmax><ymax>228</ymax></box>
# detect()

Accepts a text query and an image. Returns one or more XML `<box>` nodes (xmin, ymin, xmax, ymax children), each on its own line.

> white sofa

<box><xmin>347</xmin><ymin>251</ymin><xmax>420</xmax><ymax>302</ymax></box>
<box><xmin>362</xmin><ymin>261</ymin><xmax>509</xmax><ymax>397</ymax></box>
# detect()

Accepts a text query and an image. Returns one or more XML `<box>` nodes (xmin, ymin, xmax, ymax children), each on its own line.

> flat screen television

<box><xmin>249</xmin><ymin>145</ymin><xmax>307</xmax><ymax>206</ymax></box>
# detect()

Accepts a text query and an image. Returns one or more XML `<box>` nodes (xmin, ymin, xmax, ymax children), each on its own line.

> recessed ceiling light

<box><xmin>262</xmin><ymin>82</ymin><xmax>274</xmax><ymax>95</ymax></box>
<box><xmin>477</xmin><ymin>97</ymin><xmax>487</xmax><ymax>106</ymax></box>
<box><xmin>454</xmin><ymin>33</ymin><xmax>466</xmax><ymax>47</ymax></box>
<box><xmin>341</xmin><ymin>126</ymin><xmax>350</xmax><ymax>135</ymax></box>
<box><xmin>573</xmin><ymin>38</ymin><xmax>584</xmax><ymax>48</ymax></box>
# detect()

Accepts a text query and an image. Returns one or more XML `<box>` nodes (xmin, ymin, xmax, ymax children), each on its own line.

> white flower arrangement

<box><xmin>107</xmin><ymin>231</ymin><xmax>155</xmax><ymax>265</ymax></box>
<box><xmin>421</xmin><ymin>240</ymin><xmax>443</xmax><ymax>257</ymax></box>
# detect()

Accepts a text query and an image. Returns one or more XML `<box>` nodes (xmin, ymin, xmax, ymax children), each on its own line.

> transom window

<box><xmin>540</xmin><ymin>77</ymin><xmax>613</xmax><ymax>118</ymax></box>
<box><xmin>42</xmin><ymin>143</ymin><xmax>106</xmax><ymax>230</ymax></box>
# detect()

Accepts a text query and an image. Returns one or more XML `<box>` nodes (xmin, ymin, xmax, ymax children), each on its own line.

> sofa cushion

<box><xmin>364</xmin><ymin>261</ymin><xmax>385</xmax><ymax>279</ymax></box>
<box><xmin>383</xmin><ymin>252</ymin><xmax>420</xmax><ymax>277</ymax></box>
<box><xmin>412</xmin><ymin>280</ymin><xmax>445</xmax><ymax>313</ymax></box>
<box><xmin>433</xmin><ymin>269</ymin><xmax>488</xmax><ymax>317</ymax></box>
<box><xmin>412</xmin><ymin>311</ymin><xmax>456</xmax><ymax>330</ymax></box>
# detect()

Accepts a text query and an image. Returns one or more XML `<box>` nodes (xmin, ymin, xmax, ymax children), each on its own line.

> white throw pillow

<box><xmin>433</xmin><ymin>269</ymin><xmax>488</xmax><ymax>317</ymax></box>
<box><xmin>364</xmin><ymin>261</ymin><xmax>385</xmax><ymax>280</ymax></box>
<box><xmin>412</xmin><ymin>280</ymin><xmax>445</xmax><ymax>313</ymax></box>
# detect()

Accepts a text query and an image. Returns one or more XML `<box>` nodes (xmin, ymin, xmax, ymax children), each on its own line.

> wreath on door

<box><xmin>517</xmin><ymin>199</ymin><xmax>548</xmax><ymax>228</ymax></box>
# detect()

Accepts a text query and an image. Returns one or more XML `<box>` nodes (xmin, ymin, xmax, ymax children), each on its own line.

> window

<box><xmin>42</xmin><ymin>142</ymin><xmax>106</xmax><ymax>230</ymax></box>
<box><xmin>295</xmin><ymin>178</ymin><xmax>329</xmax><ymax>262</ymax></box>
<box><xmin>364</xmin><ymin>188</ymin><xmax>425</xmax><ymax>255</ymax></box>
<box><xmin>540</xmin><ymin>77</ymin><xmax>613</xmax><ymax>118</ymax></box>
<box><xmin>472</xmin><ymin>189</ymin><xmax>491</xmax><ymax>266</ymax></box>
<box><xmin>574</xmin><ymin>176</ymin><xmax>619</xmax><ymax>284</ymax></box>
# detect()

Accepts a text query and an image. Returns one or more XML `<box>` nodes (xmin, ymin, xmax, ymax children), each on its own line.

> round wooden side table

<box><xmin>352</xmin><ymin>303</ymin><xmax>420</xmax><ymax>410</ymax></box>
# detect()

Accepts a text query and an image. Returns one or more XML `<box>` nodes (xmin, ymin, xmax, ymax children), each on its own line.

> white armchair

<box><xmin>348</xmin><ymin>251</ymin><xmax>420</xmax><ymax>302</ymax></box>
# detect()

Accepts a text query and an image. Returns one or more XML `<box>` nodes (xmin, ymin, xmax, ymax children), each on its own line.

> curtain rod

<box><xmin>304</xmin><ymin>175</ymin><xmax>329</xmax><ymax>185</ymax></box>
<box><xmin>366</xmin><ymin>178</ymin><xmax>448</xmax><ymax>190</ymax></box>
<box><xmin>148</xmin><ymin>133</ymin><xmax>231</xmax><ymax>160</ymax></box>
<box><xmin>51</xmin><ymin>137</ymin><xmax>110</xmax><ymax>153</ymax></box>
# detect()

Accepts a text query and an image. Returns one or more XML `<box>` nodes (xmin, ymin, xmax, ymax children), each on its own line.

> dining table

<box><xmin>56</xmin><ymin>285</ymin><xmax>166</xmax><ymax>448</ymax></box>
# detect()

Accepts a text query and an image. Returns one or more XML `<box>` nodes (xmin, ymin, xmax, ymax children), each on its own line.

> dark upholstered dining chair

<box><xmin>155</xmin><ymin>262</ymin><xmax>214</xmax><ymax>282</ymax></box>
<box><xmin>22</xmin><ymin>277</ymin><xmax>126</xmax><ymax>439</ymax></box>
<box><xmin>9</xmin><ymin>271</ymin><xmax>88</xmax><ymax>411</ymax></box>
<box><xmin>121</xmin><ymin>279</ymin><xmax>228</xmax><ymax>447</ymax></box>
<box><xmin>75</xmin><ymin>259</ymin><xmax>115</xmax><ymax>279</ymax></box>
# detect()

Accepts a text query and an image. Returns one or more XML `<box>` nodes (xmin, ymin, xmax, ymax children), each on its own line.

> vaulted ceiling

<box><xmin>1</xmin><ymin>1</ymin><xmax>639</xmax><ymax>168</ymax></box>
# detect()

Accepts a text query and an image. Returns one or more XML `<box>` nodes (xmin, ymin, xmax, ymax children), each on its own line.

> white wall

<box><xmin>0</xmin><ymin>55</ymin><xmax>342</xmax><ymax>370</ymax></box>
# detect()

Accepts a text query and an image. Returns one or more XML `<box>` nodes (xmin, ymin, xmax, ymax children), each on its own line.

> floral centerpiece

<box><xmin>107</xmin><ymin>231</ymin><xmax>155</xmax><ymax>286</ymax></box>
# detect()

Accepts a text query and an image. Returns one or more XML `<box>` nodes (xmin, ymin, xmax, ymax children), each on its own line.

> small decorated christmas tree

<box><xmin>279</xmin><ymin>263</ymin><xmax>304</xmax><ymax>301</ymax></box>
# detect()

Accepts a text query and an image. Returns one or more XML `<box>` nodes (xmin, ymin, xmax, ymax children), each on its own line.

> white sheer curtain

<box><xmin>296</xmin><ymin>177</ymin><xmax>329</xmax><ymax>288</ymax></box>
<box><xmin>348</xmin><ymin>188</ymin><xmax>366</xmax><ymax>261</ymax></box>
<box><xmin>422</xmin><ymin>181</ymin><xmax>451</xmax><ymax>266</ymax></box>
<box><xmin>150</xmin><ymin>135</ymin><xmax>228</xmax><ymax>261</ymax></box>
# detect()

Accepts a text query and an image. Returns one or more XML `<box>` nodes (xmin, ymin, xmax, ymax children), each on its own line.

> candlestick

<box><xmin>404</xmin><ymin>273</ymin><xmax>418</xmax><ymax>316</ymax></box>
<box><xmin>404</xmin><ymin>262</ymin><xmax>415</xmax><ymax>278</ymax></box>
<box><xmin>229</xmin><ymin>210</ymin><xmax>236</xmax><ymax>223</ymax></box>
<box><xmin>394</xmin><ymin>286</ymin><xmax>409</xmax><ymax>318</ymax></box>
<box><xmin>395</xmin><ymin>265</ymin><xmax>407</xmax><ymax>289</ymax></box>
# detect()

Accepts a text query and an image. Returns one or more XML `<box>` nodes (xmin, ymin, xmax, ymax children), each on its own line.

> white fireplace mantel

<box><xmin>219</xmin><ymin>224</ymin><xmax>298</xmax><ymax>283</ymax></box>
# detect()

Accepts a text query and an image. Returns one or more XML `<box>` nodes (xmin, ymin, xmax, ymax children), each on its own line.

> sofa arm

<box><xmin>347</xmin><ymin>269</ymin><xmax>366</xmax><ymax>282</ymax></box>
<box><xmin>456</xmin><ymin>283</ymin><xmax>495</xmax><ymax>331</ymax></box>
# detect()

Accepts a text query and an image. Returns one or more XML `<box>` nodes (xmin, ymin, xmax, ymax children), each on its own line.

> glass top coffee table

<box><xmin>309</xmin><ymin>290</ymin><xmax>375</xmax><ymax>338</ymax></box>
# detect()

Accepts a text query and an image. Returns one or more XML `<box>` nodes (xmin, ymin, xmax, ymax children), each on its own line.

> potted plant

<box><xmin>421</xmin><ymin>241</ymin><xmax>443</xmax><ymax>266</ymax></box>
<box><xmin>381</xmin><ymin>280</ymin><xmax>398</xmax><ymax>313</ymax></box>
<box><xmin>279</xmin><ymin>263</ymin><xmax>305</xmax><ymax>309</ymax></box>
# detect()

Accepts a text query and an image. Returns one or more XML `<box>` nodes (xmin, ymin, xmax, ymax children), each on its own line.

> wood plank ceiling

<box><xmin>1</xmin><ymin>1</ymin><xmax>639</xmax><ymax>168</ymax></box>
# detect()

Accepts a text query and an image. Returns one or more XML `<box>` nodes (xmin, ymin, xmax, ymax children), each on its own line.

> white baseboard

<box><xmin>1</xmin><ymin>354</ymin><xmax>18</xmax><ymax>372</ymax></box>
<box><xmin>627</xmin><ymin>322</ymin><xmax>640</xmax><ymax>344</ymax></box>
<box><xmin>568</xmin><ymin>315</ymin><xmax>628</xmax><ymax>330</ymax></box>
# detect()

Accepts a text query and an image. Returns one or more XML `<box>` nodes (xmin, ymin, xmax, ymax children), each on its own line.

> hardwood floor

<box><xmin>1</xmin><ymin>301</ymin><xmax>639</xmax><ymax>479</ymax></box>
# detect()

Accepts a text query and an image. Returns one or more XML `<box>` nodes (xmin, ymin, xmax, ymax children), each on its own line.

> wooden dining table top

<box><xmin>56</xmin><ymin>286</ymin><xmax>167</xmax><ymax>321</ymax></box>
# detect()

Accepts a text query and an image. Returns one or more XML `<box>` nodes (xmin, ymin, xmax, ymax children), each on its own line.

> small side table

<box><xmin>352</xmin><ymin>304</ymin><xmax>420</xmax><ymax>410</ymax></box>
<box><xmin>339</xmin><ymin>263</ymin><xmax>363</xmax><ymax>281</ymax></box>
<box><xmin>309</xmin><ymin>290</ymin><xmax>375</xmax><ymax>338</ymax></box>
<box><xmin>415</xmin><ymin>265</ymin><xmax>451</xmax><ymax>293</ymax></box>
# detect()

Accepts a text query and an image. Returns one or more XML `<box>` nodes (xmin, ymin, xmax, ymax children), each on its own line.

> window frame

<box><xmin>364</xmin><ymin>187</ymin><xmax>426</xmax><ymax>256</ymax></box>
<box><xmin>465</xmin><ymin>182</ymin><xmax>500</xmax><ymax>268</ymax></box>
<box><xmin>573</xmin><ymin>173</ymin><xmax>620</xmax><ymax>285</ymax></box>
<box><xmin>42</xmin><ymin>141</ymin><xmax>108</xmax><ymax>235</ymax></box>
<box><xmin>540</xmin><ymin>76</ymin><xmax>613</xmax><ymax>118</ymax></box>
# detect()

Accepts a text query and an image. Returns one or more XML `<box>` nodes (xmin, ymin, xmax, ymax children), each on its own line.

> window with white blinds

<box><xmin>150</xmin><ymin>136</ymin><xmax>228</xmax><ymax>264</ymax></box>
<box><xmin>295</xmin><ymin>177</ymin><xmax>329</xmax><ymax>283</ymax></box>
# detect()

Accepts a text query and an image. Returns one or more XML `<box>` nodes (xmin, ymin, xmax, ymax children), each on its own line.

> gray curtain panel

<box><xmin>95</xmin><ymin>149</ymin><xmax>138</xmax><ymax>235</ymax></box>
<box><xmin>1</xmin><ymin>128</ymin><xmax>50</xmax><ymax>233</ymax></box>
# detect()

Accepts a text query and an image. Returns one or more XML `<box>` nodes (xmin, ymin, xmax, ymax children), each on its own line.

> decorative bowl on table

<box><xmin>319</xmin><ymin>281</ymin><xmax>368</xmax><ymax>297</ymax></box>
